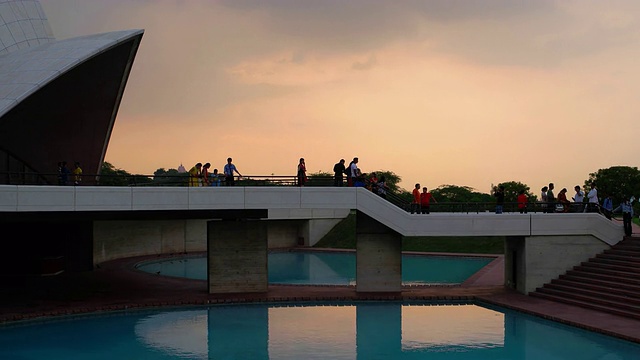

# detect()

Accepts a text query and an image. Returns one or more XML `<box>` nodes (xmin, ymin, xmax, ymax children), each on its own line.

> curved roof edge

<box><xmin>0</xmin><ymin>29</ymin><xmax>144</xmax><ymax>119</ymax></box>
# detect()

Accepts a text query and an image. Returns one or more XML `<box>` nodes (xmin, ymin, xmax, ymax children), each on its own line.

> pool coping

<box><xmin>1</xmin><ymin>250</ymin><xmax>639</xmax><ymax>344</ymax></box>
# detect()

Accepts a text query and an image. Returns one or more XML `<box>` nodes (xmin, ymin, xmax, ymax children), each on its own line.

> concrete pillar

<box><xmin>356</xmin><ymin>211</ymin><xmax>402</xmax><ymax>292</ymax></box>
<box><xmin>208</xmin><ymin>219</ymin><xmax>268</xmax><ymax>294</ymax></box>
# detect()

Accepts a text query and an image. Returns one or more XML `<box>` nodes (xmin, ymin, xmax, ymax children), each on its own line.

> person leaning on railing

<box><xmin>612</xmin><ymin>198</ymin><xmax>634</xmax><ymax>236</ymax></box>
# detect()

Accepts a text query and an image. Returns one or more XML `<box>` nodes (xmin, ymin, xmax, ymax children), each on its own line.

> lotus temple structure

<box><xmin>0</xmin><ymin>0</ymin><xmax>143</xmax><ymax>185</ymax></box>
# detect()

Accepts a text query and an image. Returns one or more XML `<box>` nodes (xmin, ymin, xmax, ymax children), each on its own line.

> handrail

<box><xmin>1</xmin><ymin>171</ymin><xmax>597</xmax><ymax>215</ymax></box>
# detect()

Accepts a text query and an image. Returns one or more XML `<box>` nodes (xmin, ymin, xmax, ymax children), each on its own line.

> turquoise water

<box><xmin>136</xmin><ymin>252</ymin><xmax>493</xmax><ymax>285</ymax></box>
<box><xmin>0</xmin><ymin>302</ymin><xmax>638</xmax><ymax>359</ymax></box>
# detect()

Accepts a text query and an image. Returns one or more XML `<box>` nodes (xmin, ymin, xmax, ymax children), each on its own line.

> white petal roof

<box><xmin>0</xmin><ymin>0</ymin><xmax>54</xmax><ymax>54</ymax></box>
<box><xmin>0</xmin><ymin>28</ymin><xmax>144</xmax><ymax>118</ymax></box>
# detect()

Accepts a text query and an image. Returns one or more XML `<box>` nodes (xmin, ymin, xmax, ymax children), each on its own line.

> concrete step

<box><xmin>588</xmin><ymin>257</ymin><xmax>640</xmax><ymax>268</ymax></box>
<box><xmin>604</xmin><ymin>249</ymin><xmax>640</xmax><ymax>257</ymax></box>
<box><xmin>529</xmin><ymin>291</ymin><xmax>640</xmax><ymax>320</ymax></box>
<box><xmin>570</xmin><ymin>266</ymin><xmax>638</xmax><ymax>280</ymax></box>
<box><xmin>596</xmin><ymin>253</ymin><xmax>640</xmax><ymax>263</ymax></box>
<box><xmin>621</xmin><ymin>238</ymin><xmax>640</xmax><ymax>245</ymax></box>
<box><xmin>613</xmin><ymin>244</ymin><xmax>640</xmax><ymax>252</ymax></box>
<box><xmin>534</xmin><ymin>287</ymin><xmax>640</xmax><ymax>314</ymax></box>
<box><xmin>552</xmin><ymin>278</ymin><xmax>640</xmax><ymax>298</ymax></box>
<box><xmin>544</xmin><ymin>282</ymin><xmax>640</xmax><ymax>304</ymax></box>
<box><xmin>579</xmin><ymin>261</ymin><xmax>640</xmax><ymax>274</ymax></box>
<box><xmin>559</xmin><ymin>274</ymin><xmax>640</xmax><ymax>292</ymax></box>
<box><xmin>565</xmin><ymin>270</ymin><xmax>640</xmax><ymax>285</ymax></box>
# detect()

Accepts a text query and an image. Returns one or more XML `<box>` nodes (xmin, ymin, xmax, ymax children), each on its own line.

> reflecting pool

<box><xmin>0</xmin><ymin>302</ymin><xmax>638</xmax><ymax>359</ymax></box>
<box><xmin>136</xmin><ymin>252</ymin><xmax>493</xmax><ymax>285</ymax></box>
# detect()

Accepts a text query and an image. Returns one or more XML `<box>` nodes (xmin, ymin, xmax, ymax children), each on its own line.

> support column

<box><xmin>208</xmin><ymin>219</ymin><xmax>268</xmax><ymax>294</ymax></box>
<box><xmin>356</xmin><ymin>211</ymin><xmax>402</xmax><ymax>292</ymax></box>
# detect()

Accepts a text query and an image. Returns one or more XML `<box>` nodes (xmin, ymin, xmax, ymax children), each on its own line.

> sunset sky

<box><xmin>40</xmin><ymin>0</ymin><xmax>640</xmax><ymax>192</ymax></box>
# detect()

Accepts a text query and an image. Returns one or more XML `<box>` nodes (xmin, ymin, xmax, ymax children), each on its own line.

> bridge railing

<box><xmin>1</xmin><ymin>171</ymin><xmax>594</xmax><ymax>215</ymax></box>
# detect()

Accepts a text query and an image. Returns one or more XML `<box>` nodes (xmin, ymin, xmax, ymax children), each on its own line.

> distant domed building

<box><xmin>0</xmin><ymin>0</ymin><xmax>144</xmax><ymax>185</ymax></box>
<box><xmin>177</xmin><ymin>163</ymin><xmax>186</xmax><ymax>173</ymax></box>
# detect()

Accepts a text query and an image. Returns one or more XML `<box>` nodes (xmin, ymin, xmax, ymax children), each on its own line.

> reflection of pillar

<box><xmin>356</xmin><ymin>303</ymin><xmax>401</xmax><ymax>359</ymax></box>
<box><xmin>356</xmin><ymin>211</ymin><xmax>402</xmax><ymax>292</ymax></box>
<box><xmin>208</xmin><ymin>219</ymin><xmax>267</xmax><ymax>293</ymax></box>
<box><xmin>208</xmin><ymin>306</ymin><xmax>268</xmax><ymax>358</ymax></box>
<box><xmin>503</xmin><ymin>310</ymin><xmax>525</xmax><ymax>359</ymax></box>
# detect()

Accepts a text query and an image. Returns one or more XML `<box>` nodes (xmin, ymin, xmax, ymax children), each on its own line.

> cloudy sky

<box><xmin>40</xmin><ymin>0</ymin><xmax>640</xmax><ymax>192</ymax></box>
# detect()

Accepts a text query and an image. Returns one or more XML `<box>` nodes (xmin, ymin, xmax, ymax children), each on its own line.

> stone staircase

<box><xmin>530</xmin><ymin>237</ymin><xmax>640</xmax><ymax>320</ymax></box>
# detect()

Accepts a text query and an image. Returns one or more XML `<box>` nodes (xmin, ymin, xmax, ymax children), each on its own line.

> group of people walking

<box><xmin>538</xmin><ymin>181</ymin><xmax>635</xmax><ymax>236</ymax></box>
<box><xmin>188</xmin><ymin>158</ymin><xmax>242</xmax><ymax>187</ymax></box>
<box><xmin>410</xmin><ymin>183</ymin><xmax>437</xmax><ymax>214</ymax></box>
<box><xmin>540</xmin><ymin>182</ymin><xmax>602</xmax><ymax>214</ymax></box>
<box><xmin>57</xmin><ymin>161</ymin><xmax>82</xmax><ymax>186</ymax></box>
<box><xmin>331</xmin><ymin>157</ymin><xmax>389</xmax><ymax>198</ymax></box>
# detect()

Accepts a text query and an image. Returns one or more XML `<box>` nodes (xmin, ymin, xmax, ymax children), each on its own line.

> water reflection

<box><xmin>1</xmin><ymin>303</ymin><xmax>638</xmax><ymax>359</ymax></box>
<box><xmin>138</xmin><ymin>252</ymin><xmax>492</xmax><ymax>285</ymax></box>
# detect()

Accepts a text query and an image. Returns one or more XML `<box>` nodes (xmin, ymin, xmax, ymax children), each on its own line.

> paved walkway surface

<box><xmin>1</xmin><ymin>249</ymin><xmax>639</xmax><ymax>344</ymax></box>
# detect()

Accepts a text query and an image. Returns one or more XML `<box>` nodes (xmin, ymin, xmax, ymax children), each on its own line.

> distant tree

<box><xmin>99</xmin><ymin>161</ymin><xmax>131</xmax><ymax>186</ymax></box>
<box><xmin>307</xmin><ymin>171</ymin><xmax>333</xmax><ymax>186</ymax></box>
<box><xmin>494</xmin><ymin>181</ymin><xmax>535</xmax><ymax>203</ymax></box>
<box><xmin>431</xmin><ymin>184</ymin><xmax>492</xmax><ymax>203</ymax></box>
<box><xmin>585</xmin><ymin>166</ymin><xmax>640</xmax><ymax>205</ymax></box>
<box><xmin>99</xmin><ymin>162</ymin><xmax>152</xmax><ymax>186</ymax></box>
<box><xmin>366</xmin><ymin>170</ymin><xmax>402</xmax><ymax>194</ymax></box>
<box><xmin>153</xmin><ymin>168</ymin><xmax>187</xmax><ymax>186</ymax></box>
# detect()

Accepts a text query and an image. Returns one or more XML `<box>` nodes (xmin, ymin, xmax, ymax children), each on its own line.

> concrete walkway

<box><xmin>1</xmin><ymin>251</ymin><xmax>639</xmax><ymax>344</ymax></box>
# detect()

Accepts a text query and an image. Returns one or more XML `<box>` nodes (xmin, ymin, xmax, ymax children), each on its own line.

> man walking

<box><xmin>333</xmin><ymin>159</ymin><xmax>346</xmax><ymax>186</ymax></box>
<box><xmin>223</xmin><ymin>157</ymin><xmax>242</xmax><ymax>186</ymax></box>
<box><xmin>572</xmin><ymin>185</ymin><xmax>585</xmax><ymax>213</ymax></box>
<box><xmin>613</xmin><ymin>198</ymin><xmax>634</xmax><ymax>236</ymax></box>
<box><xmin>587</xmin><ymin>182</ymin><xmax>599</xmax><ymax>213</ymax></box>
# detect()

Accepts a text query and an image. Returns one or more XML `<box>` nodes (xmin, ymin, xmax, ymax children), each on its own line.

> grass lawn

<box><xmin>313</xmin><ymin>213</ymin><xmax>504</xmax><ymax>254</ymax></box>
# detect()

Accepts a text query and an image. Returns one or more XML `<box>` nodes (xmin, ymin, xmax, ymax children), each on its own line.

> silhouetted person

<box><xmin>72</xmin><ymin>162</ymin><xmax>82</xmax><ymax>185</ymax></box>
<box><xmin>376</xmin><ymin>176</ymin><xmax>388</xmax><ymax>199</ymax></box>
<box><xmin>602</xmin><ymin>194</ymin><xmax>613</xmax><ymax>220</ymax></box>
<box><xmin>546</xmin><ymin>183</ymin><xmax>555</xmax><ymax>213</ymax></box>
<box><xmin>587</xmin><ymin>182</ymin><xmax>599</xmax><ymax>213</ymax></box>
<box><xmin>420</xmin><ymin>187</ymin><xmax>437</xmax><ymax>214</ymax></box>
<box><xmin>411</xmin><ymin>183</ymin><xmax>421</xmax><ymax>214</ymax></box>
<box><xmin>517</xmin><ymin>189</ymin><xmax>528</xmax><ymax>214</ymax></box>
<box><xmin>613</xmin><ymin>198</ymin><xmax>634</xmax><ymax>236</ymax></box>
<box><xmin>333</xmin><ymin>159</ymin><xmax>346</xmax><ymax>186</ymax></box>
<box><xmin>188</xmin><ymin>163</ymin><xmax>202</xmax><ymax>187</ymax></box>
<box><xmin>224</xmin><ymin>157</ymin><xmax>242</xmax><ymax>186</ymax></box>
<box><xmin>58</xmin><ymin>161</ymin><xmax>70</xmax><ymax>185</ymax></box>
<box><xmin>297</xmin><ymin>158</ymin><xmax>306</xmax><ymax>186</ymax></box>
<box><xmin>494</xmin><ymin>185</ymin><xmax>505</xmax><ymax>214</ymax></box>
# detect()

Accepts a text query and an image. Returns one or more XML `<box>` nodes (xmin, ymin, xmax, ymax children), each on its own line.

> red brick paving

<box><xmin>1</xmin><ymin>251</ymin><xmax>639</xmax><ymax>344</ymax></box>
